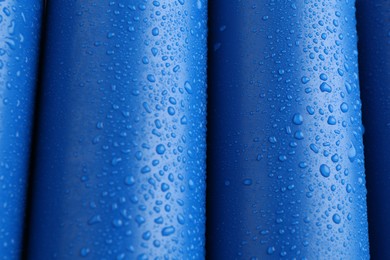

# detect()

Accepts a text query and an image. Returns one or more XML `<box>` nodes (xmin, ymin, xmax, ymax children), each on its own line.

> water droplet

<box><xmin>267</xmin><ymin>246</ymin><xmax>275</xmax><ymax>255</ymax></box>
<box><xmin>320</xmin><ymin>164</ymin><xmax>330</xmax><ymax>177</ymax></box>
<box><xmin>141</xmin><ymin>166</ymin><xmax>151</xmax><ymax>174</ymax></box>
<box><xmin>269</xmin><ymin>136</ymin><xmax>277</xmax><ymax>143</ymax></box>
<box><xmin>243</xmin><ymin>179</ymin><xmax>253</xmax><ymax>186</ymax></box>
<box><xmin>180</xmin><ymin>116</ymin><xmax>187</xmax><ymax>125</ymax></box>
<box><xmin>306</xmin><ymin>106</ymin><xmax>315</xmax><ymax>115</ymax></box>
<box><xmin>332</xmin><ymin>214</ymin><xmax>341</xmax><ymax>224</ymax></box>
<box><xmin>340</xmin><ymin>102</ymin><xmax>349</xmax><ymax>113</ymax></box>
<box><xmin>348</xmin><ymin>143</ymin><xmax>357</xmax><ymax>162</ymax></box>
<box><xmin>125</xmin><ymin>176</ymin><xmax>135</xmax><ymax>186</ymax></box>
<box><xmin>327</xmin><ymin>116</ymin><xmax>336</xmax><ymax>125</ymax></box>
<box><xmin>167</xmin><ymin>107</ymin><xmax>175</xmax><ymax>115</ymax></box>
<box><xmin>301</xmin><ymin>76</ymin><xmax>310</xmax><ymax>84</ymax></box>
<box><xmin>80</xmin><ymin>248</ymin><xmax>90</xmax><ymax>257</ymax></box>
<box><xmin>320</xmin><ymin>73</ymin><xmax>328</xmax><ymax>81</ymax></box>
<box><xmin>147</xmin><ymin>74</ymin><xmax>156</xmax><ymax>83</ymax></box>
<box><xmin>279</xmin><ymin>155</ymin><xmax>287</xmax><ymax>162</ymax></box>
<box><xmin>142</xmin><ymin>231</ymin><xmax>151</xmax><ymax>240</ymax></box>
<box><xmin>161</xmin><ymin>183</ymin><xmax>169</xmax><ymax>192</ymax></box>
<box><xmin>346</xmin><ymin>184</ymin><xmax>352</xmax><ymax>193</ymax></box>
<box><xmin>162</xmin><ymin>226</ymin><xmax>175</xmax><ymax>236</ymax></box>
<box><xmin>320</xmin><ymin>82</ymin><xmax>332</xmax><ymax>93</ymax></box>
<box><xmin>184</xmin><ymin>81</ymin><xmax>192</xmax><ymax>94</ymax></box>
<box><xmin>152</xmin><ymin>27</ymin><xmax>159</xmax><ymax>36</ymax></box>
<box><xmin>345</xmin><ymin>82</ymin><xmax>352</xmax><ymax>94</ymax></box>
<box><xmin>331</xmin><ymin>154</ymin><xmax>339</xmax><ymax>163</ymax></box>
<box><xmin>294</xmin><ymin>131</ymin><xmax>304</xmax><ymax>140</ymax></box>
<box><xmin>156</xmin><ymin>144</ymin><xmax>166</xmax><ymax>154</ymax></box>
<box><xmin>292</xmin><ymin>113</ymin><xmax>303</xmax><ymax>125</ymax></box>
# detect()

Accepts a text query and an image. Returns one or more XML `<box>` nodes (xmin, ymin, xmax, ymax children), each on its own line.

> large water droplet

<box><xmin>320</xmin><ymin>164</ymin><xmax>330</xmax><ymax>177</ymax></box>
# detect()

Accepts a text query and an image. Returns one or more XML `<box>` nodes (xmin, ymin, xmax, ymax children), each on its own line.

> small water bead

<box><xmin>142</xmin><ymin>231</ymin><xmax>151</xmax><ymax>240</ymax></box>
<box><xmin>173</xmin><ymin>65</ymin><xmax>180</xmax><ymax>72</ymax></box>
<box><xmin>142</xmin><ymin>56</ymin><xmax>149</xmax><ymax>64</ymax></box>
<box><xmin>154</xmin><ymin>217</ymin><xmax>163</xmax><ymax>224</ymax></box>
<box><xmin>332</xmin><ymin>214</ymin><xmax>341</xmax><ymax>224</ymax></box>
<box><xmin>278</xmin><ymin>155</ymin><xmax>287</xmax><ymax>162</ymax></box>
<box><xmin>267</xmin><ymin>246</ymin><xmax>276</xmax><ymax>255</ymax></box>
<box><xmin>167</xmin><ymin>107</ymin><xmax>175</xmax><ymax>115</ymax></box>
<box><xmin>162</xmin><ymin>226</ymin><xmax>175</xmax><ymax>236</ymax></box>
<box><xmin>327</xmin><ymin>116</ymin><xmax>337</xmax><ymax>125</ymax></box>
<box><xmin>348</xmin><ymin>143</ymin><xmax>357</xmax><ymax>162</ymax></box>
<box><xmin>169</xmin><ymin>97</ymin><xmax>177</xmax><ymax>105</ymax></box>
<box><xmin>269</xmin><ymin>136</ymin><xmax>277</xmax><ymax>143</ymax></box>
<box><xmin>340</xmin><ymin>102</ymin><xmax>349</xmax><ymax>113</ymax></box>
<box><xmin>96</xmin><ymin>122</ymin><xmax>104</xmax><ymax>129</ymax></box>
<box><xmin>184</xmin><ymin>81</ymin><xmax>193</xmax><ymax>94</ymax></box>
<box><xmin>299</xmin><ymin>162</ymin><xmax>308</xmax><ymax>168</ymax></box>
<box><xmin>180</xmin><ymin>116</ymin><xmax>187</xmax><ymax>125</ymax></box>
<box><xmin>153</xmin><ymin>240</ymin><xmax>160</xmax><ymax>248</ymax></box>
<box><xmin>292</xmin><ymin>113</ymin><xmax>303</xmax><ymax>125</ymax></box>
<box><xmin>3</xmin><ymin>7</ymin><xmax>10</xmax><ymax>16</ymax></box>
<box><xmin>306</xmin><ymin>106</ymin><xmax>315</xmax><ymax>115</ymax></box>
<box><xmin>112</xmin><ymin>219</ymin><xmax>123</xmax><ymax>227</ymax></box>
<box><xmin>152</xmin><ymin>27</ymin><xmax>159</xmax><ymax>36</ymax></box>
<box><xmin>147</xmin><ymin>74</ymin><xmax>156</xmax><ymax>82</ymax></box>
<box><xmin>219</xmin><ymin>25</ymin><xmax>227</xmax><ymax>32</ymax></box>
<box><xmin>161</xmin><ymin>183</ymin><xmax>169</xmax><ymax>192</ymax></box>
<box><xmin>310</xmin><ymin>144</ymin><xmax>319</xmax><ymax>153</ymax></box>
<box><xmin>151</xmin><ymin>47</ymin><xmax>158</xmax><ymax>56</ymax></box>
<box><xmin>124</xmin><ymin>176</ymin><xmax>135</xmax><ymax>186</ymax></box>
<box><xmin>80</xmin><ymin>248</ymin><xmax>90</xmax><ymax>257</ymax></box>
<box><xmin>243</xmin><ymin>179</ymin><xmax>253</xmax><ymax>186</ymax></box>
<box><xmin>301</xmin><ymin>76</ymin><xmax>310</xmax><ymax>84</ymax></box>
<box><xmin>156</xmin><ymin>144</ymin><xmax>166</xmax><ymax>154</ymax></box>
<box><xmin>106</xmin><ymin>32</ymin><xmax>115</xmax><ymax>39</ymax></box>
<box><xmin>88</xmin><ymin>215</ymin><xmax>102</xmax><ymax>225</ymax></box>
<box><xmin>294</xmin><ymin>131</ymin><xmax>304</xmax><ymax>140</ymax></box>
<box><xmin>320</xmin><ymin>82</ymin><xmax>332</xmax><ymax>93</ymax></box>
<box><xmin>320</xmin><ymin>164</ymin><xmax>330</xmax><ymax>177</ymax></box>
<box><xmin>320</xmin><ymin>73</ymin><xmax>328</xmax><ymax>81</ymax></box>
<box><xmin>141</xmin><ymin>166</ymin><xmax>151</xmax><ymax>174</ymax></box>
<box><xmin>177</xmin><ymin>214</ymin><xmax>185</xmax><ymax>224</ymax></box>
<box><xmin>345</xmin><ymin>82</ymin><xmax>352</xmax><ymax>94</ymax></box>
<box><xmin>331</xmin><ymin>154</ymin><xmax>339</xmax><ymax>163</ymax></box>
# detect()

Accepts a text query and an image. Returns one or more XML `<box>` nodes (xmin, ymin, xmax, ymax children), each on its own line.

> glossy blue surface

<box><xmin>0</xmin><ymin>1</ymin><xmax>42</xmax><ymax>258</ymax></box>
<box><xmin>28</xmin><ymin>1</ymin><xmax>207</xmax><ymax>259</ymax></box>
<box><xmin>357</xmin><ymin>0</ymin><xmax>390</xmax><ymax>258</ymax></box>
<box><xmin>207</xmin><ymin>1</ymin><xmax>369</xmax><ymax>258</ymax></box>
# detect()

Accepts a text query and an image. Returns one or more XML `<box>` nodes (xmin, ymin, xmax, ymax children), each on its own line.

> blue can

<box><xmin>357</xmin><ymin>0</ymin><xmax>390</xmax><ymax>258</ymax></box>
<box><xmin>0</xmin><ymin>1</ymin><xmax>42</xmax><ymax>258</ymax></box>
<box><xmin>207</xmin><ymin>1</ymin><xmax>369</xmax><ymax>258</ymax></box>
<box><xmin>28</xmin><ymin>1</ymin><xmax>207</xmax><ymax>259</ymax></box>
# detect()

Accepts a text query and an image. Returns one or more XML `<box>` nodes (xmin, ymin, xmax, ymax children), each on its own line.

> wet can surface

<box><xmin>0</xmin><ymin>1</ymin><xmax>42</xmax><ymax>258</ymax></box>
<box><xmin>207</xmin><ymin>1</ymin><xmax>369</xmax><ymax>259</ymax></box>
<box><xmin>28</xmin><ymin>1</ymin><xmax>207</xmax><ymax>259</ymax></box>
<box><xmin>357</xmin><ymin>0</ymin><xmax>390</xmax><ymax>258</ymax></box>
